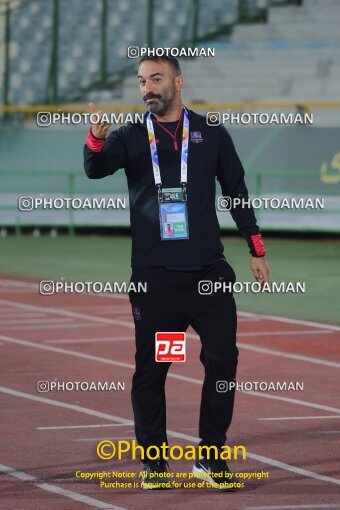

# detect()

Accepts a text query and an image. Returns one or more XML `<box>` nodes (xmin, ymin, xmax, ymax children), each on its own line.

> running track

<box><xmin>0</xmin><ymin>277</ymin><xmax>339</xmax><ymax>510</ymax></box>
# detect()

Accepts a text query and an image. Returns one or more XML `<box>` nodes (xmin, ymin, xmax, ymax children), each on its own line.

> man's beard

<box><xmin>143</xmin><ymin>87</ymin><xmax>176</xmax><ymax>117</ymax></box>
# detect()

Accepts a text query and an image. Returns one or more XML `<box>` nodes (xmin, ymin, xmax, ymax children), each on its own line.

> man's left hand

<box><xmin>251</xmin><ymin>256</ymin><xmax>270</xmax><ymax>284</ymax></box>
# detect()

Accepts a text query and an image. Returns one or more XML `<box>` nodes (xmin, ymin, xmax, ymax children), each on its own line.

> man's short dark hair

<box><xmin>138</xmin><ymin>55</ymin><xmax>182</xmax><ymax>76</ymax></box>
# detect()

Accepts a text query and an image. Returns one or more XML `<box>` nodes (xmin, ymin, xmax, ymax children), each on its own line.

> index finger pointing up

<box><xmin>88</xmin><ymin>102</ymin><xmax>97</xmax><ymax>114</ymax></box>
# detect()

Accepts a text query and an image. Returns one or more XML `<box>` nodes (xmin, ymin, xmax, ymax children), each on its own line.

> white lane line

<box><xmin>0</xmin><ymin>279</ymin><xmax>37</xmax><ymax>288</ymax></box>
<box><xmin>0</xmin><ymin>318</ymin><xmax>75</xmax><ymax>326</ymax></box>
<box><xmin>238</xmin><ymin>330</ymin><xmax>332</xmax><ymax>337</ymax></box>
<box><xmin>238</xmin><ymin>342</ymin><xmax>340</xmax><ymax>369</ymax></box>
<box><xmin>1</xmin><ymin>334</ymin><xmax>340</xmax><ymax>415</ymax></box>
<box><xmin>0</xmin><ymin>386</ymin><xmax>133</xmax><ymax>424</ymax></box>
<box><xmin>67</xmin><ymin>306</ymin><xmax>129</xmax><ymax>311</ymax></box>
<box><xmin>244</xmin><ymin>505</ymin><xmax>340</xmax><ymax>510</ymax></box>
<box><xmin>0</xmin><ymin>463</ymin><xmax>126</xmax><ymax>510</ymax></box>
<box><xmin>44</xmin><ymin>337</ymin><xmax>135</xmax><ymax>345</ymax></box>
<box><xmin>4</xmin><ymin>326</ymin><xmax>337</xmax><ymax>371</ymax></box>
<box><xmin>237</xmin><ymin>317</ymin><xmax>262</xmax><ymax>322</ymax></box>
<box><xmin>2</xmin><ymin>281</ymin><xmax>340</xmax><ymax>331</ymax></box>
<box><xmin>0</xmin><ymin>299</ymin><xmax>133</xmax><ymax>328</ymax></box>
<box><xmin>259</xmin><ymin>415</ymin><xmax>340</xmax><ymax>421</ymax></box>
<box><xmin>37</xmin><ymin>424</ymin><xmax>134</xmax><ymax>430</ymax></box>
<box><xmin>0</xmin><ymin>334</ymin><xmax>137</xmax><ymax>371</ymax></box>
<box><xmin>317</xmin><ymin>431</ymin><xmax>340</xmax><ymax>434</ymax></box>
<box><xmin>42</xmin><ymin>330</ymin><xmax>329</xmax><ymax>345</ymax></box>
<box><xmin>238</xmin><ymin>311</ymin><xmax>340</xmax><ymax>332</ymax></box>
<box><xmin>1</xmin><ymin>323</ymin><xmax>112</xmax><ymax>331</ymax></box>
<box><xmin>1</xmin><ymin>386</ymin><xmax>340</xmax><ymax>487</ymax></box>
<box><xmin>74</xmin><ymin>437</ymin><xmax>136</xmax><ymax>442</ymax></box>
<box><xmin>0</xmin><ymin>288</ymin><xmax>36</xmax><ymax>294</ymax></box>
<box><xmin>240</xmin><ymin>390</ymin><xmax>340</xmax><ymax>415</ymax></box>
<box><xmin>1</xmin><ymin>299</ymin><xmax>338</xmax><ymax>372</ymax></box>
<box><xmin>0</xmin><ymin>312</ymin><xmax>47</xmax><ymax>318</ymax></box>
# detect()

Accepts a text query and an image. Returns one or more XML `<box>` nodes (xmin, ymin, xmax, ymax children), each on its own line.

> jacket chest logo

<box><xmin>190</xmin><ymin>131</ymin><xmax>203</xmax><ymax>143</ymax></box>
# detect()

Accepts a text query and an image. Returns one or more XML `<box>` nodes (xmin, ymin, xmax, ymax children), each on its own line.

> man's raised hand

<box><xmin>89</xmin><ymin>102</ymin><xmax>111</xmax><ymax>139</ymax></box>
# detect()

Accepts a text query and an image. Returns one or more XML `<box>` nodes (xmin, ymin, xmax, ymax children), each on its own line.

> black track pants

<box><xmin>128</xmin><ymin>258</ymin><xmax>238</xmax><ymax>449</ymax></box>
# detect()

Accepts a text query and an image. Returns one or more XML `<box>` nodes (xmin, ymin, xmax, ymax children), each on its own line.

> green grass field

<box><xmin>1</xmin><ymin>235</ymin><xmax>339</xmax><ymax>325</ymax></box>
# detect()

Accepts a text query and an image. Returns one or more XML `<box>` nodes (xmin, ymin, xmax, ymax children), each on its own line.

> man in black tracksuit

<box><xmin>84</xmin><ymin>55</ymin><xmax>269</xmax><ymax>490</ymax></box>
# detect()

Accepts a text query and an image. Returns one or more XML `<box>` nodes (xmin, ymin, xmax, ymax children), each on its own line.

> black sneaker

<box><xmin>192</xmin><ymin>456</ymin><xmax>242</xmax><ymax>491</ymax></box>
<box><xmin>141</xmin><ymin>457</ymin><xmax>172</xmax><ymax>490</ymax></box>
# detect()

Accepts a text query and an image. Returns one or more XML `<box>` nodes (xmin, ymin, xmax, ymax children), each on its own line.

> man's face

<box><xmin>138</xmin><ymin>60</ymin><xmax>183</xmax><ymax>116</ymax></box>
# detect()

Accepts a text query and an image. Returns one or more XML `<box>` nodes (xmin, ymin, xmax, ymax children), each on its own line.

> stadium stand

<box><xmin>2</xmin><ymin>0</ymin><xmax>339</xmax><ymax>117</ymax></box>
<box><xmin>0</xmin><ymin>0</ymin><xmax>339</xmax><ymax>233</ymax></box>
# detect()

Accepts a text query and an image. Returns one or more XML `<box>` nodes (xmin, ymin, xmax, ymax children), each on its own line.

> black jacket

<box><xmin>84</xmin><ymin>109</ymin><xmax>264</xmax><ymax>267</ymax></box>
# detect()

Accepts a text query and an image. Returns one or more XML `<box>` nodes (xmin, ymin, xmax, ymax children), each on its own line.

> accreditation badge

<box><xmin>158</xmin><ymin>188</ymin><xmax>189</xmax><ymax>240</ymax></box>
<box><xmin>160</xmin><ymin>187</ymin><xmax>185</xmax><ymax>202</ymax></box>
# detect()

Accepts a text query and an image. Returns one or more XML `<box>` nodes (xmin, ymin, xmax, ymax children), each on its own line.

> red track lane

<box><xmin>0</xmin><ymin>277</ymin><xmax>339</xmax><ymax>510</ymax></box>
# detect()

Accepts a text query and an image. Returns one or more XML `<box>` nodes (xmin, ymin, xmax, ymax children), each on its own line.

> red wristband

<box><xmin>85</xmin><ymin>129</ymin><xmax>105</xmax><ymax>152</ymax></box>
<box><xmin>251</xmin><ymin>234</ymin><xmax>266</xmax><ymax>257</ymax></box>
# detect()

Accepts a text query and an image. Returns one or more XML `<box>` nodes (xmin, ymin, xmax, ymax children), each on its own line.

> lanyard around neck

<box><xmin>153</xmin><ymin>109</ymin><xmax>183</xmax><ymax>151</ymax></box>
<box><xmin>146</xmin><ymin>107</ymin><xmax>189</xmax><ymax>187</ymax></box>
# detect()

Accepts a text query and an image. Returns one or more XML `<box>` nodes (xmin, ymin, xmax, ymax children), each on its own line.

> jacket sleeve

<box><xmin>83</xmin><ymin>128</ymin><xmax>127</xmax><ymax>179</ymax></box>
<box><xmin>216</xmin><ymin>127</ymin><xmax>266</xmax><ymax>257</ymax></box>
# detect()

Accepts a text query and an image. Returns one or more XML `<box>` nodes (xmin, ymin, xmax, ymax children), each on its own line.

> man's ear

<box><xmin>175</xmin><ymin>75</ymin><xmax>184</xmax><ymax>91</ymax></box>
